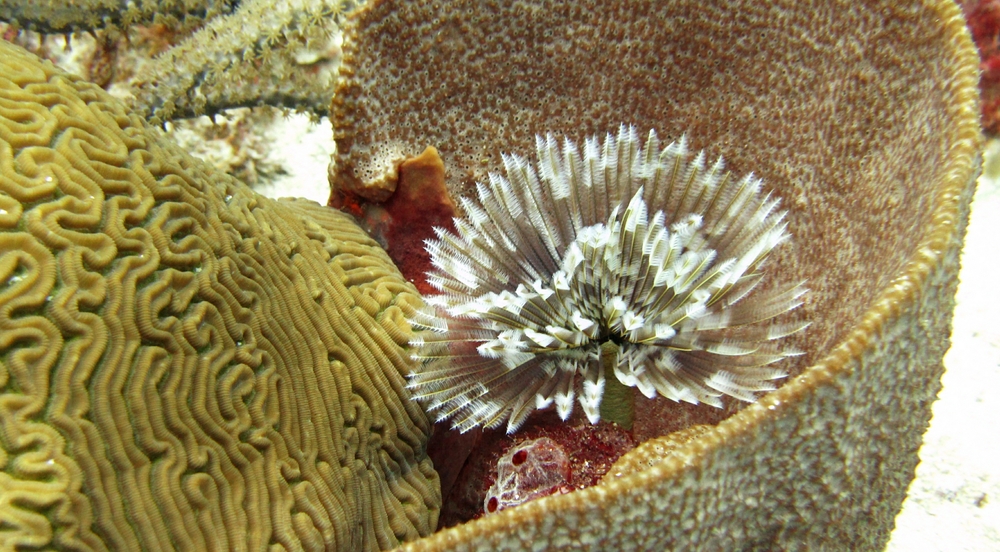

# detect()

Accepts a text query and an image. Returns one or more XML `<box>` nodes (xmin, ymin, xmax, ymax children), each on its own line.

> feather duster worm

<box><xmin>409</xmin><ymin>125</ymin><xmax>808</xmax><ymax>433</ymax></box>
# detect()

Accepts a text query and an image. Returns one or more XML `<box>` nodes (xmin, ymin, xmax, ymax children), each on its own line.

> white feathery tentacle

<box><xmin>408</xmin><ymin>126</ymin><xmax>808</xmax><ymax>434</ymax></box>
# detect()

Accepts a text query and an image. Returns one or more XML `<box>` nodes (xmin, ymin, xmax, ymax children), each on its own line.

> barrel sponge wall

<box><xmin>331</xmin><ymin>0</ymin><xmax>977</xmax><ymax>397</ymax></box>
<box><xmin>338</xmin><ymin>0</ymin><xmax>977</xmax><ymax>549</ymax></box>
<box><xmin>0</xmin><ymin>40</ymin><xmax>440</xmax><ymax>551</ymax></box>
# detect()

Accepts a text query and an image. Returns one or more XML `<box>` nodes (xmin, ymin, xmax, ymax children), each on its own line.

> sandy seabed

<box><xmin>884</xmin><ymin>144</ymin><xmax>1000</xmax><ymax>552</ymax></box>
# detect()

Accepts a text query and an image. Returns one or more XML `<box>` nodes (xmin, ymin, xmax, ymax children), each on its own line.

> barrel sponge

<box><xmin>0</xmin><ymin>39</ymin><xmax>439</xmax><ymax>551</ymax></box>
<box><xmin>332</xmin><ymin>0</ymin><xmax>979</xmax><ymax>550</ymax></box>
<box><xmin>598</xmin><ymin>425</ymin><xmax>713</xmax><ymax>483</ymax></box>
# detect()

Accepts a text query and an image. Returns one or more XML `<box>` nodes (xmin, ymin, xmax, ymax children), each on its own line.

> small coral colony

<box><xmin>407</xmin><ymin>125</ymin><xmax>808</xmax><ymax>434</ymax></box>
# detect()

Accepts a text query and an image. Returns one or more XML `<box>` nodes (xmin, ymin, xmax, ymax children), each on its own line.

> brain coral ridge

<box><xmin>0</xmin><ymin>39</ymin><xmax>439</xmax><ymax>551</ymax></box>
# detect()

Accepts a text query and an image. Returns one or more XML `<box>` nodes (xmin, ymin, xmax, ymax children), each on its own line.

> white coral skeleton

<box><xmin>408</xmin><ymin>125</ymin><xmax>808</xmax><ymax>434</ymax></box>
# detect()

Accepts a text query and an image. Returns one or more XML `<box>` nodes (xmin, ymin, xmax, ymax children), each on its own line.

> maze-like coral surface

<box><xmin>0</xmin><ymin>40</ymin><xmax>439</xmax><ymax>551</ymax></box>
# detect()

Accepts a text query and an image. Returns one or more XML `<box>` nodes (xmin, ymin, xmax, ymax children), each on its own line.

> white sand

<box><xmin>886</xmin><ymin>158</ymin><xmax>1000</xmax><ymax>551</ymax></box>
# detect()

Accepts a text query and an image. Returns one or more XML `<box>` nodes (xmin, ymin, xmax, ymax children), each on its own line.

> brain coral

<box><xmin>330</xmin><ymin>0</ymin><xmax>981</xmax><ymax>549</ymax></box>
<box><xmin>0</xmin><ymin>39</ymin><xmax>439</xmax><ymax>551</ymax></box>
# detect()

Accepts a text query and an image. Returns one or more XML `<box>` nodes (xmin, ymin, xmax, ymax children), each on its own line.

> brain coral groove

<box><xmin>0</xmin><ymin>39</ymin><xmax>439</xmax><ymax>551</ymax></box>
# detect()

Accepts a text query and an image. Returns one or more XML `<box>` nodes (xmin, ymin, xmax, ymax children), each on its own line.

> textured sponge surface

<box><xmin>0</xmin><ymin>40</ymin><xmax>439</xmax><ymax>551</ymax></box>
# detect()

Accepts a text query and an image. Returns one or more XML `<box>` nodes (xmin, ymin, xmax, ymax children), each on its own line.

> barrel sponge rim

<box><xmin>395</xmin><ymin>0</ymin><xmax>982</xmax><ymax>548</ymax></box>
